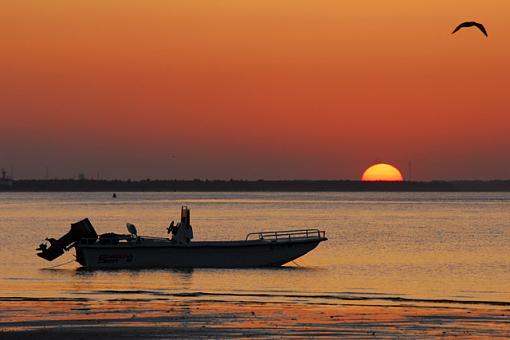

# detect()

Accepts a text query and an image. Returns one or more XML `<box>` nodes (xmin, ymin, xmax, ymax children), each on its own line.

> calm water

<box><xmin>1</xmin><ymin>192</ymin><xmax>510</xmax><ymax>308</ymax></box>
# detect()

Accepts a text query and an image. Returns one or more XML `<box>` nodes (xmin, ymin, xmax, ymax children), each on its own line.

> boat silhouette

<box><xmin>36</xmin><ymin>206</ymin><xmax>327</xmax><ymax>269</ymax></box>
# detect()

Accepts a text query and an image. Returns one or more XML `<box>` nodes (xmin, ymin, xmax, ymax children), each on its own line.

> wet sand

<box><xmin>1</xmin><ymin>299</ymin><xmax>510</xmax><ymax>338</ymax></box>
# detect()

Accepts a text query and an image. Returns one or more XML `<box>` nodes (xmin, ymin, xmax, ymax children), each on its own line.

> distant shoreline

<box><xmin>2</xmin><ymin>179</ymin><xmax>510</xmax><ymax>192</ymax></box>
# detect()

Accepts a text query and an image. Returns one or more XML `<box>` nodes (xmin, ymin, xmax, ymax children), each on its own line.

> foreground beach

<box><xmin>2</xmin><ymin>298</ymin><xmax>510</xmax><ymax>338</ymax></box>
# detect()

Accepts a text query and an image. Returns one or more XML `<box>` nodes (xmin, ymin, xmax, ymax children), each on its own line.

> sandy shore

<box><xmin>1</xmin><ymin>298</ymin><xmax>510</xmax><ymax>339</ymax></box>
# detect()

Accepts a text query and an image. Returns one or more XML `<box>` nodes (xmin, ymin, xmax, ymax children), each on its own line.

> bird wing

<box><xmin>474</xmin><ymin>22</ymin><xmax>488</xmax><ymax>37</ymax></box>
<box><xmin>452</xmin><ymin>21</ymin><xmax>488</xmax><ymax>37</ymax></box>
<box><xmin>451</xmin><ymin>22</ymin><xmax>469</xmax><ymax>34</ymax></box>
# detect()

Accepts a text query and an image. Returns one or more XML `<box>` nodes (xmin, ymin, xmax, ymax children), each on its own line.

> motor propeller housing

<box><xmin>36</xmin><ymin>218</ymin><xmax>98</xmax><ymax>261</ymax></box>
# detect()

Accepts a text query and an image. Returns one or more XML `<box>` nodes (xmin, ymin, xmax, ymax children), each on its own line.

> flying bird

<box><xmin>452</xmin><ymin>21</ymin><xmax>488</xmax><ymax>37</ymax></box>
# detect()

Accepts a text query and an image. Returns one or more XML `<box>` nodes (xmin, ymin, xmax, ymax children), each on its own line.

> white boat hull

<box><xmin>76</xmin><ymin>238</ymin><xmax>325</xmax><ymax>269</ymax></box>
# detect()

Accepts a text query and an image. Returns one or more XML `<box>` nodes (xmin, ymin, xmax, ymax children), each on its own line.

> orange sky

<box><xmin>1</xmin><ymin>1</ymin><xmax>509</xmax><ymax>180</ymax></box>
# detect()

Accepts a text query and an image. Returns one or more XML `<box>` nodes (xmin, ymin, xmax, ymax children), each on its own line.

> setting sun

<box><xmin>361</xmin><ymin>163</ymin><xmax>404</xmax><ymax>182</ymax></box>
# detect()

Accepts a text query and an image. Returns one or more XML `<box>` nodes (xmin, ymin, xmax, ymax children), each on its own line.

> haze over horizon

<box><xmin>1</xmin><ymin>1</ymin><xmax>509</xmax><ymax>180</ymax></box>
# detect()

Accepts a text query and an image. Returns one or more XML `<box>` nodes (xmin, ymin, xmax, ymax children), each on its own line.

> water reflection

<box><xmin>1</xmin><ymin>192</ymin><xmax>510</xmax><ymax>307</ymax></box>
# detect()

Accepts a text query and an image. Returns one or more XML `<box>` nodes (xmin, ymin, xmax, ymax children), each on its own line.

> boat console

<box><xmin>169</xmin><ymin>206</ymin><xmax>193</xmax><ymax>244</ymax></box>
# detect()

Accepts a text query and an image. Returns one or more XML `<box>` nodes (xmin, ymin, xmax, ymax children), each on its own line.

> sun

<box><xmin>361</xmin><ymin>163</ymin><xmax>404</xmax><ymax>181</ymax></box>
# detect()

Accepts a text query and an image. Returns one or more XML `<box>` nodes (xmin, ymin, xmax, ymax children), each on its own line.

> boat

<box><xmin>36</xmin><ymin>206</ymin><xmax>327</xmax><ymax>269</ymax></box>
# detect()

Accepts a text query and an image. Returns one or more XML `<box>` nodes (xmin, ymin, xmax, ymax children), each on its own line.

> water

<box><xmin>1</xmin><ymin>192</ymin><xmax>510</xmax><ymax>308</ymax></box>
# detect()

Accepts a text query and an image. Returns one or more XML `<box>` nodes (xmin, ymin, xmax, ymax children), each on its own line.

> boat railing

<box><xmin>245</xmin><ymin>229</ymin><xmax>325</xmax><ymax>241</ymax></box>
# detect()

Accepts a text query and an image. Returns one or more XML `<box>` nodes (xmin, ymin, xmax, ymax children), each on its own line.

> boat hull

<box><xmin>76</xmin><ymin>238</ymin><xmax>326</xmax><ymax>269</ymax></box>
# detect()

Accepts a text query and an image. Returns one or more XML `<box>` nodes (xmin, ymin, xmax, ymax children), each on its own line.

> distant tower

<box><xmin>1</xmin><ymin>168</ymin><xmax>5</xmax><ymax>180</ymax></box>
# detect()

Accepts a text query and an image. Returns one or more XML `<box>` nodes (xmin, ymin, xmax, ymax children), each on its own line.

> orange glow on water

<box><xmin>361</xmin><ymin>163</ymin><xmax>404</xmax><ymax>181</ymax></box>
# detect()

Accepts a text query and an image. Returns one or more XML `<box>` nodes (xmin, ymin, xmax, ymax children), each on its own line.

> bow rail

<box><xmin>245</xmin><ymin>229</ymin><xmax>325</xmax><ymax>241</ymax></box>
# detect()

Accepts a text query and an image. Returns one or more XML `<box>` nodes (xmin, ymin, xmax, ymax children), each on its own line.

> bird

<box><xmin>452</xmin><ymin>21</ymin><xmax>488</xmax><ymax>37</ymax></box>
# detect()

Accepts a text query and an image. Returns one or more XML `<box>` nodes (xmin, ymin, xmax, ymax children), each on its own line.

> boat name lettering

<box><xmin>98</xmin><ymin>254</ymin><xmax>134</xmax><ymax>264</ymax></box>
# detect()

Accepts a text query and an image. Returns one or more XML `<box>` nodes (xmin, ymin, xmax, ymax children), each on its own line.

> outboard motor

<box><xmin>36</xmin><ymin>218</ymin><xmax>98</xmax><ymax>261</ymax></box>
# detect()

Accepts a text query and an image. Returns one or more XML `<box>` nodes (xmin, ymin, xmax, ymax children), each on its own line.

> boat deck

<box><xmin>78</xmin><ymin>229</ymin><xmax>326</xmax><ymax>248</ymax></box>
